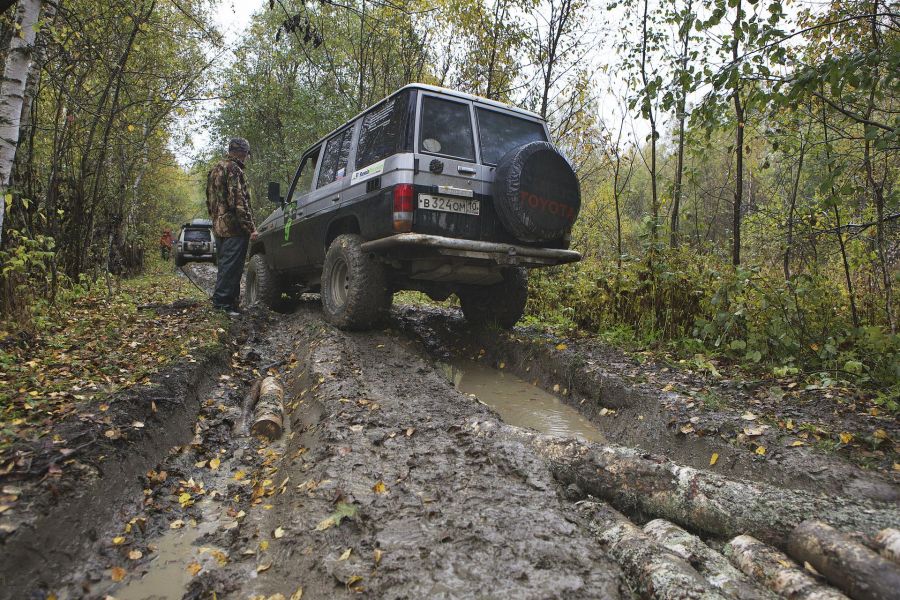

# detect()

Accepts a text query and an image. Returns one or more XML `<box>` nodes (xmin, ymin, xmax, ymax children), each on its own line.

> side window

<box><xmin>419</xmin><ymin>96</ymin><xmax>475</xmax><ymax>161</ymax></box>
<box><xmin>356</xmin><ymin>90</ymin><xmax>411</xmax><ymax>168</ymax></box>
<box><xmin>291</xmin><ymin>146</ymin><xmax>321</xmax><ymax>201</ymax></box>
<box><xmin>316</xmin><ymin>127</ymin><xmax>353</xmax><ymax>189</ymax></box>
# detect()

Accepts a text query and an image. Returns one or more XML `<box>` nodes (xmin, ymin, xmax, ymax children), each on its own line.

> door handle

<box><xmin>457</xmin><ymin>166</ymin><xmax>477</xmax><ymax>176</ymax></box>
<box><xmin>330</xmin><ymin>196</ymin><xmax>340</xmax><ymax>202</ymax></box>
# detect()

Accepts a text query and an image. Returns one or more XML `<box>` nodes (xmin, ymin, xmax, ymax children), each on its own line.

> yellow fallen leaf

<box><xmin>741</xmin><ymin>412</ymin><xmax>758</xmax><ymax>421</ymax></box>
<box><xmin>839</xmin><ymin>432</ymin><xmax>853</xmax><ymax>444</ymax></box>
<box><xmin>755</xmin><ymin>446</ymin><xmax>766</xmax><ymax>456</ymax></box>
<box><xmin>234</xmin><ymin>471</ymin><xmax>246</xmax><ymax>481</ymax></box>
<box><xmin>257</xmin><ymin>563</ymin><xmax>272</xmax><ymax>573</ymax></box>
<box><xmin>290</xmin><ymin>588</ymin><xmax>304</xmax><ymax>600</ymax></box>
<box><xmin>873</xmin><ymin>429</ymin><xmax>888</xmax><ymax>440</ymax></box>
<box><xmin>112</xmin><ymin>536</ymin><xmax>126</xmax><ymax>545</ymax></box>
<box><xmin>374</xmin><ymin>549</ymin><xmax>383</xmax><ymax>566</ymax></box>
<box><xmin>709</xmin><ymin>453</ymin><xmax>719</xmax><ymax>466</ymax></box>
<box><xmin>187</xmin><ymin>562</ymin><xmax>201</xmax><ymax>576</ymax></box>
<box><xmin>894</xmin><ymin>463</ymin><xmax>900</xmax><ymax>471</ymax></box>
<box><xmin>347</xmin><ymin>575</ymin><xmax>363</xmax><ymax>588</ymax></box>
<box><xmin>128</xmin><ymin>550</ymin><xmax>143</xmax><ymax>560</ymax></box>
<box><xmin>680</xmin><ymin>424</ymin><xmax>695</xmax><ymax>434</ymax></box>
<box><xmin>195</xmin><ymin>460</ymin><xmax>207</xmax><ymax>468</ymax></box>
<box><xmin>99</xmin><ymin>404</ymin><xmax>109</xmax><ymax>412</ymax></box>
<box><xmin>274</xmin><ymin>526</ymin><xmax>285</xmax><ymax>539</ymax></box>
<box><xmin>499</xmin><ymin>362</ymin><xmax>505</xmax><ymax>369</ymax></box>
<box><xmin>170</xmin><ymin>519</ymin><xmax>184</xmax><ymax>529</ymax></box>
<box><xmin>339</xmin><ymin>548</ymin><xmax>352</xmax><ymax>561</ymax></box>
<box><xmin>110</xmin><ymin>566</ymin><xmax>127</xmax><ymax>582</ymax></box>
<box><xmin>372</xmin><ymin>481</ymin><xmax>387</xmax><ymax>494</ymax></box>
<box><xmin>406</xmin><ymin>427</ymin><xmax>415</xmax><ymax>437</ymax></box>
<box><xmin>209</xmin><ymin>457</ymin><xmax>221</xmax><ymax>470</ymax></box>
<box><xmin>178</xmin><ymin>492</ymin><xmax>193</xmax><ymax>507</ymax></box>
<box><xmin>791</xmin><ymin>440</ymin><xmax>805</xmax><ymax>447</ymax></box>
<box><xmin>259</xmin><ymin>540</ymin><xmax>269</xmax><ymax>551</ymax></box>
<box><xmin>556</xmin><ymin>343</ymin><xmax>568</xmax><ymax>351</ymax></box>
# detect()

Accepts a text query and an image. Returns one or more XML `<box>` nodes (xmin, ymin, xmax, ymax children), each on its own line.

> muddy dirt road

<box><xmin>2</xmin><ymin>265</ymin><xmax>898</xmax><ymax>599</ymax></box>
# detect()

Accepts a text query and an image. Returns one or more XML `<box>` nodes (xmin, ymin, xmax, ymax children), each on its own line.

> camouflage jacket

<box><xmin>206</xmin><ymin>156</ymin><xmax>254</xmax><ymax>238</ymax></box>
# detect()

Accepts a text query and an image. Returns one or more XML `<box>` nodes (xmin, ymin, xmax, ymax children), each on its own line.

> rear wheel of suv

<box><xmin>321</xmin><ymin>234</ymin><xmax>391</xmax><ymax>330</ymax></box>
<box><xmin>457</xmin><ymin>268</ymin><xmax>528</xmax><ymax>329</ymax></box>
<box><xmin>247</xmin><ymin>253</ymin><xmax>292</xmax><ymax>311</ymax></box>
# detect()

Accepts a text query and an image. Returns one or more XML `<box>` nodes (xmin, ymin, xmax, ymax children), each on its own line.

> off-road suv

<box><xmin>175</xmin><ymin>219</ymin><xmax>216</xmax><ymax>267</ymax></box>
<box><xmin>248</xmin><ymin>84</ymin><xmax>581</xmax><ymax>329</ymax></box>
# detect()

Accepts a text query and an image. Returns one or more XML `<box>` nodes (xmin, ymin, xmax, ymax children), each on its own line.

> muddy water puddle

<box><xmin>439</xmin><ymin>359</ymin><xmax>605</xmax><ymax>442</ymax></box>
<box><xmin>111</xmin><ymin>501</ymin><xmax>227</xmax><ymax>600</ymax></box>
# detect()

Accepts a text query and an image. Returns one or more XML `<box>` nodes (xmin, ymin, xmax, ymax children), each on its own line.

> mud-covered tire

<box><xmin>246</xmin><ymin>253</ymin><xmax>288</xmax><ymax>310</ymax></box>
<box><xmin>174</xmin><ymin>255</ymin><xmax>186</xmax><ymax>267</ymax></box>
<box><xmin>321</xmin><ymin>234</ymin><xmax>391</xmax><ymax>330</ymax></box>
<box><xmin>493</xmin><ymin>141</ymin><xmax>580</xmax><ymax>242</ymax></box>
<box><xmin>457</xmin><ymin>268</ymin><xmax>528</xmax><ymax>329</ymax></box>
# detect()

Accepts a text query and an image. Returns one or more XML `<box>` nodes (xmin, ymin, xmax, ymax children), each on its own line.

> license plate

<box><xmin>418</xmin><ymin>194</ymin><xmax>480</xmax><ymax>216</ymax></box>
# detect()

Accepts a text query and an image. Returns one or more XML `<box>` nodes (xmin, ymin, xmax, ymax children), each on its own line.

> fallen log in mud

<box><xmin>874</xmin><ymin>528</ymin><xmax>900</xmax><ymax>564</ymax></box>
<box><xmin>585</xmin><ymin>501</ymin><xmax>727</xmax><ymax>600</ymax></box>
<box><xmin>469</xmin><ymin>419</ymin><xmax>900</xmax><ymax>547</ymax></box>
<box><xmin>251</xmin><ymin>376</ymin><xmax>284</xmax><ymax>440</ymax></box>
<box><xmin>787</xmin><ymin>520</ymin><xmax>900</xmax><ymax>600</ymax></box>
<box><xmin>725</xmin><ymin>535</ymin><xmax>849</xmax><ymax>600</ymax></box>
<box><xmin>643</xmin><ymin>519</ymin><xmax>775</xmax><ymax>600</ymax></box>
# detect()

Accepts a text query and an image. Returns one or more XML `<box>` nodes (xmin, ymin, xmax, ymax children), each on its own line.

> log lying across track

<box><xmin>468</xmin><ymin>419</ymin><xmax>900</xmax><ymax>548</ymax></box>
<box><xmin>642</xmin><ymin>519</ymin><xmax>775</xmax><ymax>600</ymax></box>
<box><xmin>787</xmin><ymin>520</ymin><xmax>900</xmax><ymax>600</ymax></box>
<box><xmin>725</xmin><ymin>535</ymin><xmax>849</xmax><ymax>600</ymax></box>
<box><xmin>251</xmin><ymin>376</ymin><xmax>284</xmax><ymax>440</ymax></box>
<box><xmin>874</xmin><ymin>528</ymin><xmax>900</xmax><ymax>564</ymax></box>
<box><xmin>584</xmin><ymin>501</ymin><xmax>728</xmax><ymax>600</ymax></box>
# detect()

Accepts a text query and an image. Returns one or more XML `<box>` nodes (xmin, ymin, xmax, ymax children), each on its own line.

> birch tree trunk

<box><xmin>0</xmin><ymin>0</ymin><xmax>42</xmax><ymax>246</ymax></box>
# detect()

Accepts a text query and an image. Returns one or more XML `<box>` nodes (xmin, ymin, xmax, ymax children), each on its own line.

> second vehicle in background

<box><xmin>174</xmin><ymin>219</ymin><xmax>217</xmax><ymax>267</ymax></box>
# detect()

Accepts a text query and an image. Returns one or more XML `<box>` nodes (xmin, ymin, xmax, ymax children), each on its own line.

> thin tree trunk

<box><xmin>670</xmin><ymin>0</ymin><xmax>691</xmax><ymax>248</ymax></box>
<box><xmin>863</xmin><ymin>0</ymin><xmax>893</xmax><ymax>332</ymax></box>
<box><xmin>821</xmin><ymin>101</ymin><xmax>859</xmax><ymax>327</ymax></box>
<box><xmin>0</xmin><ymin>0</ymin><xmax>42</xmax><ymax>245</ymax></box>
<box><xmin>640</xmin><ymin>0</ymin><xmax>659</xmax><ymax>244</ymax></box>
<box><xmin>731</xmin><ymin>0</ymin><xmax>743</xmax><ymax>266</ymax></box>
<box><xmin>784</xmin><ymin>137</ymin><xmax>805</xmax><ymax>280</ymax></box>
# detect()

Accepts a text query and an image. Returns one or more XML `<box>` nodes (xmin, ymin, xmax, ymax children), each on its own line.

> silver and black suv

<box><xmin>248</xmin><ymin>84</ymin><xmax>582</xmax><ymax>329</ymax></box>
<box><xmin>175</xmin><ymin>219</ymin><xmax>216</xmax><ymax>267</ymax></box>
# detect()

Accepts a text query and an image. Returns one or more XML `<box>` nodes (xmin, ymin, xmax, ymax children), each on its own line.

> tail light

<box><xmin>393</xmin><ymin>184</ymin><xmax>414</xmax><ymax>232</ymax></box>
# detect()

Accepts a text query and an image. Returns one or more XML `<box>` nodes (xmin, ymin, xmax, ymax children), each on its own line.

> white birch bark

<box><xmin>0</xmin><ymin>0</ymin><xmax>43</xmax><ymax>245</ymax></box>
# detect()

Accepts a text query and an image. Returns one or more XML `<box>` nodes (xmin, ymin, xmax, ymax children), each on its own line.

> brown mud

<box><xmin>394</xmin><ymin>305</ymin><xmax>899</xmax><ymax>501</ymax></box>
<box><xmin>1</xmin><ymin>278</ymin><xmax>897</xmax><ymax>599</ymax></box>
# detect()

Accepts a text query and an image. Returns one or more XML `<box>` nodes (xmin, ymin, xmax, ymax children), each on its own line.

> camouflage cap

<box><xmin>228</xmin><ymin>137</ymin><xmax>251</xmax><ymax>156</ymax></box>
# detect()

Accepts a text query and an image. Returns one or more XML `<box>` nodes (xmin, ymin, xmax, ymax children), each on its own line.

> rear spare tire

<box><xmin>457</xmin><ymin>268</ymin><xmax>528</xmax><ymax>329</ymax></box>
<box><xmin>492</xmin><ymin>141</ymin><xmax>580</xmax><ymax>242</ymax></box>
<box><xmin>321</xmin><ymin>234</ymin><xmax>391</xmax><ymax>330</ymax></box>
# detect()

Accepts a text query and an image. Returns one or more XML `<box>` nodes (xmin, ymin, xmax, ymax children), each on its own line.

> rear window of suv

<box><xmin>183</xmin><ymin>229</ymin><xmax>210</xmax><ymax>242</ymax></box>
<box><xmin>476</xmin><ymin>108</ymin><xmax>546</xmax><ymax>165</ymax></box>
<box><xmin>420</xmin><ymin>96</ymin><xmax>475</xmax><ymax>161</ymax></box>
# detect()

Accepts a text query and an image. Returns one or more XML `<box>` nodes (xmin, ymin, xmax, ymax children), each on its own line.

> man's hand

<box><xmin>250</xmin><ymin>230</ymin><xmax>258</xmax><ymax>242</ymax></box>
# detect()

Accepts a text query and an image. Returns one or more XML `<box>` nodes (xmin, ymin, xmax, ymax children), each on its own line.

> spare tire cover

<box><xmin>492</xmin><ymin>141</ymin><xmax>580</xmax><ymax>242</ymax></box>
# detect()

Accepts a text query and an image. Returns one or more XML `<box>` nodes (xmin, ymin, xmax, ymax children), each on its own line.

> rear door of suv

<box><xmin>412</xmin><ymin>93</ymin><xmax>489</xmax><ymax>240</ymax></box>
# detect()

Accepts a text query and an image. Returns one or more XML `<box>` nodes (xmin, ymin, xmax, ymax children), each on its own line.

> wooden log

<box><xmin>585</xmin><ymin>501</ymin><xmax>727</xmax><ymax>600</ymax></box>
<box><xmin>643</xmin><ymin>519</ymin><xmax>776</xmax><ymax>600</ymax></box>
<box><xmin>467</xmin><ymin>418</ymin><xmax>900</xmax><ymax>547</ymax></box>
<box><xmin>251</xmin><ymin>376</ymin><xmax>284</xmax><ymax>440</ymax></box>
<box><xmin>787</xmin><ymin>520</ymin><xmax>900</xmax><ymax>600</ymax></box>
<box><xmin>725</xmin><ymin>535</ymin><xmax>848</xmax><ymax>600</ymax></box>
<box><xmin>873</xmin><ymin>528</ymin><xmax>900</xmax><ymax>565</ymax></box>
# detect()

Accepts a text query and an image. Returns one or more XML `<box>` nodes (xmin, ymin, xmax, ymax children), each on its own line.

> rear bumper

<box><xmin>360</xmin><ymin>233</ymin><xmax>581</xmax><ymax>267</ymax></box>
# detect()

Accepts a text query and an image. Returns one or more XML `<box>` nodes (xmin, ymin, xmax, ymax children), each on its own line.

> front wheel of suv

<box><xmin>246</xmin><ymin>253</ymin><xmax>291</xmax><ymax>311</ymax></box>
<box><xmin>457</xmin><ymin>268</ymin><xmax>528</xmax><ymax>329</ymax></box>
<box><xmin>321</xmin><ymin>234</ymin><xmax>392</xmax><ymax>330</ymax></box>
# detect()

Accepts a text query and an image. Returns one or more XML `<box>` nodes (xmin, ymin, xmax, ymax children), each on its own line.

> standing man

<box><xmin>206</xmin><ymin>137</ymin><xmax>258</xmax><ymax>315</ymax></box>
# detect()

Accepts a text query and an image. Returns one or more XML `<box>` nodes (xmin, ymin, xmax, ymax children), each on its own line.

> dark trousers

<box><xmin>213</xmin><ymin>235</ymin><xmax>249</xmax><ymax>309</ymax></box>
